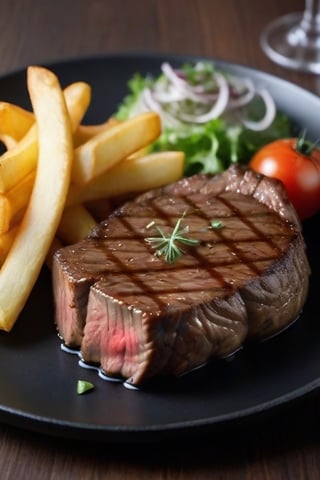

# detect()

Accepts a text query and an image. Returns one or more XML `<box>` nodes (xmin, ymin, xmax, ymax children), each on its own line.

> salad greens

<box><xmin>115</xmin><ymin>63</ymin><xmax>294</xmax><ymax>176</ymax></box>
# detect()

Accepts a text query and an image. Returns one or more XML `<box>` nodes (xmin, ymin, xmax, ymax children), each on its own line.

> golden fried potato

<box><xmin>0</xmin><ymin>102</ymin><xmax>34</xmax><ymax>149</ymax></box>
<box><xmin>73</xmin><ymin>117</ymin><xmax>119</xmax><ymax>147</ymax></box>
<box><xmin>0</xmin><ymin>81</ymin><xmax>91</xmax><ymax>193</ymax></box>
<box><xmin>71</xmin><ymin>112</ymin><xmax>161</xmax><ymax>185</ymax></box>
<box><xmin>0</xmin><ymin>66</ymin><xmax>187</xmax><ymax>332</ymax></box>
<box><xmin>57</xmin><ymin>204</ymin><xmax>97</xmax><ymax>244</ymax></box>
<box><xmin>0</xmin><ymin>196</ymin><xmax>12</xmax><ymax>236</ymax></box>
<box><xmin>0</xmin><ymin>226</ymin><xmax>18</xmax><ymax>267</ymax></box>
<box><xmin>0</xmin><ymin>66</ymin><xmax>73</xmax><ymax>332</ymax></box>
<box><xmin>6</xmin><ymin>171</ymin><xmax>35</xmax><ymax>226</ymax></box>
<box><xmin>67</xmin><ymin>151</ymin><xmax>184</xmax><ymax>205</ymax></box>
<box><xmin>62</xmin><ymin>81</ymin><xmax>91</xmax><ymax>131</ymax></box>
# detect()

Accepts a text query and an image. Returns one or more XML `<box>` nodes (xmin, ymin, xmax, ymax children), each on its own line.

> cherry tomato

<box><xmin>249</xmin><ymin>138</ymin><xmax>320</xmax><ymax>220</ymax></box>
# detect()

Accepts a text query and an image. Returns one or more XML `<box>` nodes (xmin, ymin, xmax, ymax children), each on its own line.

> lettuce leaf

<box><xmin>115</xmin><ymin>67</ymin><xmax>294</xmax><ymax>176</ymax></box>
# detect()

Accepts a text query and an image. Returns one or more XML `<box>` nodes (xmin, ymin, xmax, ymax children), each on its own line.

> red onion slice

<box><xmin>176</xmin><ymin>73</ymin><xmax>229</xmax><ymax>123</ymax></box>
<box><xmin>153</xmin><ymin>87</ymin><xmax>187</xmax><ymax>103</ymax></box>
<box><xmin>142</xmin><ymin>88</ymin><xmax>182</xmax><ymax>127</ymax></box>
<box><xmin>161</xmin><ymin>62</ymin><xmax>218</xmax><ymax>104</ymax></box>
<box><xmin>142</xmin><ymin>88</ymin><xmax>162</xmax><ymax>113</ymax></box>
<box><xmin>227</xmin><ymin>78</ymin><xmax>255</xmax><ymax>109</ymax></box>
<box><xmin>242</xmin><ymin>89</ymin><xmax>276</xmax><ymax>131</ymax></box>
<box><xmin>142</xmin><ymin>62</ymin><xmax>276</xmax><ymax>130</ymax></box>
<box><xmin>161</xmin><ymin>62</ymin><xmax>187</xmax><ymax>89</ymax></box>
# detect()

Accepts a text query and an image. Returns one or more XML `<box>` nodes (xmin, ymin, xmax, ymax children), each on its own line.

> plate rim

<box><xmin>0</xmin><ymin>52</ymin><xmax>319</xmax><ymax>441</ymax></box>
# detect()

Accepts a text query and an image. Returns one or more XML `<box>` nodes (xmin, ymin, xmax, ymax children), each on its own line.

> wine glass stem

<box><xmin>301</xmin><ymin>0</ymin><xmax>320</xmax><ymax>34</ymax></box>
<box><xmin>260</xmin><ymin>0</ymin><xmax>320</xmax><ymax>72</ymax></box>
<box><xmin>286</xmin><ymin>0</ymin><xmax>320</xmax><ymax>48</ymax></box>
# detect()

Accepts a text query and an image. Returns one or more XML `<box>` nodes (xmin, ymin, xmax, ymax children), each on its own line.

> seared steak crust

<box><xmin>53</xmin><ymin>165</ymin><xmax>310</xmax><ymax>385</ymax></box>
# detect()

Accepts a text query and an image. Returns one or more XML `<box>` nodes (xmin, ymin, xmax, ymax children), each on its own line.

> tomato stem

<box><xmin>296</xmin><ymin>129</ymin><xmax>320</xmax><ymax>156</ymax></box>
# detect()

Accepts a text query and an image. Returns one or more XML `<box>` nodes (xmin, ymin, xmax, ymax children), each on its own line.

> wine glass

<box><xmin>260</xmin><ymin>0</ymin><xmax>320</xmax><ymax>74</ymax></box>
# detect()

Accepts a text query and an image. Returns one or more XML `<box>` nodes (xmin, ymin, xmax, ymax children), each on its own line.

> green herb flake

<box><xmin>77</xmin><ymin>380</ymin><xmax>94</xmax><ymax>395</ymax></box>
<box><xmin>210</xmin><ymin>219</ymin><xmax>224</xmax><ymax>230</ymax></box>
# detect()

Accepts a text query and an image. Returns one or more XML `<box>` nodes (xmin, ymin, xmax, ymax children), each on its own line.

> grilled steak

<box><xmin>53</xmin><ymin>165</ymin><xmax>310</xmax><ymax>385</ymax></box>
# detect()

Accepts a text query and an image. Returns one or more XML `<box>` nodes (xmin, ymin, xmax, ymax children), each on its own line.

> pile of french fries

<box><xmin>0</xmin><ymin>66</ymin><xmax>184</xmax><ymax>332</ymax></box>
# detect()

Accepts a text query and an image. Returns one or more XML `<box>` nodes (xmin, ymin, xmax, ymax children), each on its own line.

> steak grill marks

<box><xmin>96</xmin><ymin>191</ymin><xmax>295</xmax><ymax>302</ymax></box>
<box><xmin>214</xmin><ymin>195</ymin><xmax>284</xmax><ymax>274</ymax></box>
<box><xmin>53</xmin><ymin>165</ymin><xmax>309</xmax><ymax>385</ymax></box>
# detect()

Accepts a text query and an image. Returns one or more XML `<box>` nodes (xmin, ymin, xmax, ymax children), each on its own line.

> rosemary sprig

<box><xmin>145</xmin><ymin>214</ymin><xmax>200</xmax><ymax>263</ymax></box>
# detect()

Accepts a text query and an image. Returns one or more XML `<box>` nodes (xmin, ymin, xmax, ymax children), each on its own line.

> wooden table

<box><xmin>0</xmin><ymin>0</ymin><xmax>319</xmax><ymax>478</ymax></box>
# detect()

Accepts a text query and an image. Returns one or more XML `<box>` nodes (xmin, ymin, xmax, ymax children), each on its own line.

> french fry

<box><xmin>0</xmin><ymin>102</ymin><xmax>34</xmax><ymax>149</ymax></box>
<box><xmin>0</xmin><ymin>82</ymin><xmax>91</xmax><ymax>222</ymax></box>
<box><xmin>73</xmin><ymin>117</ymin><xmax>119</xmax><ymax>147</ymax></box>
<box><xmin>0</xmin><ymin>226</ymin><xmax>18</xmax><ymax>266</ymax></box>
<box><xmin>0</xmin><ymin>65</ymin><xmax>187</xmax><ymax>332</ymax></box>
<box><xmin>0</xmin><ymin>81</ymin><xmax>91</xmax><ymax>193</ymax></box>
<box><xmin>6</xmin><ymin>171</ymin><xmax>35</xmax><ymax>224</ymax></box>
<box><xmin>9</xmin><ymin>208</ymin><xmax>26</xmax><ymax>230</ymax></box>
<box><xmin>57</xmin><ymin>204</ymin><xmax>97</xmax><ymax>244</ymax></box>
<box><xmin>67</xmin><ymin>151</ymin><xmax>184</xmax><ymax>206</ymax></box>
<box><xmin>0</xmin><ymin>138</ymin><xmax>18</xmax><ymax>149</ymax></box>
<box><xmin>0</xmin><ymin>196</ymin><xmax>12</xmax><ymax>235</ymax></box>
<box><xmin>127</xmin><ymin>146</ymin><xmax>150</xmax><ymax>160</ymax></box>
<box><xmin>0</xmin><ymin>66</ymin><xmax>73</xmax><ymax>332</ymax></box>
<box><xmin>62</xmin><ymin>81</ymin><xmax>92</xmax><ymax>131</ymax></box>
<box><xmin>71</xmin><ymin>112</ymin><xmax>161</xmax><ymax>185</ymax></box>
<box><xmin>0</xmin><ymin>124</ymin><xmax>38</xmax><ymax>193</ymax></box>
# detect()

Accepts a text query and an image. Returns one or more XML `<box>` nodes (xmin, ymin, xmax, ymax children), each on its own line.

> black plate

<box><xmin>0</xmin><ymin>53</ymin><xmax>319</xmax><ymax>443</ymax></box>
